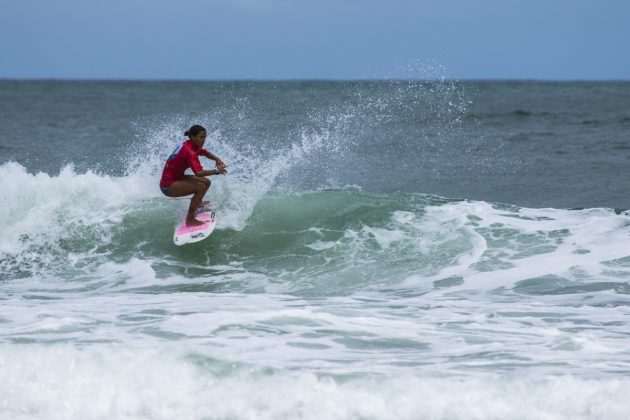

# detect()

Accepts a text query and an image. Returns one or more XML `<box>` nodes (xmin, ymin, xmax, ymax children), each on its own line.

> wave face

<box><xmin>2</xmin><ymin>80</ymin><xmax>630</xmax><ymax>419</ymax></box>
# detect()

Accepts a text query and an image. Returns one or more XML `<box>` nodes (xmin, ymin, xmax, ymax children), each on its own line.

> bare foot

<box><xmin>186</xmin><ymin>218</ymin><xmax>205</xmax><ymax>227</ymax></box>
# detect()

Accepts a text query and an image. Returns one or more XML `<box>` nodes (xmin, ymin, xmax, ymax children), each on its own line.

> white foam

<box><xmin>1</xmin><ymin>344</ymin><xmax>629</xmax><ymax>420</ymax></box>
<box><xmin>399</xmin><ymin>200</ymin><xmax>630</xmax><ymax>291</ymax></box>
<box><xmin>2</xmin><ymin>290</ymin><xmax>629</xmax><ymax>376</ymax></box>
<box><xmin>0</xmin><ymin>162</ymin><xmax>158</xmax><ymax>259</ymax></box>
<box><xmin>362</xmin><ymin>226</ymin><xmax>408</xmax><ymax>249</ymax></box>
<box><xmin>306</xmin><ymin>240</ymin><xmax>339</xmax><ymax>251</ymax></box>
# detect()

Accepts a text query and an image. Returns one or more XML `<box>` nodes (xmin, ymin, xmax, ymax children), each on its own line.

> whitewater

<box><xmin>1</xmin><ymin>80</ymin><xmax>630</xmax><ymax>419</ymax></box>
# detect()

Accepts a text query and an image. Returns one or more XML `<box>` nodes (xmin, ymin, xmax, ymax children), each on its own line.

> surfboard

<box><xmin>173</xmin><ymin>203</ymin><xmax>216</xmax><ymax>246</ymax></box>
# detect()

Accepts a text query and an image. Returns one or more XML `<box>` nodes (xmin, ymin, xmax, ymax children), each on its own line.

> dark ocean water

<box><xmin>2</xmin><ymin>80</ymin><xmax>629</xmax><ymax>208</ymax></box>
<box><xmin>1</xmin><ymin>80</ymin><xmax>630</xmax><ymax>419</ymax></box>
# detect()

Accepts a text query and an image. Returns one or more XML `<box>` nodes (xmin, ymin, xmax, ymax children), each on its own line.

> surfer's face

<box><xmin>191</xmin><ymin>131</ymin><xmax>207</xmax><ymax>147</ymax></box>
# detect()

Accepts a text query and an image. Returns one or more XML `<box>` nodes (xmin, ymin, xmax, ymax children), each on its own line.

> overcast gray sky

<box><xmin>1</xmin><ymin>0</ymin><xmax>629</xmax><ymax>80</ymax></box>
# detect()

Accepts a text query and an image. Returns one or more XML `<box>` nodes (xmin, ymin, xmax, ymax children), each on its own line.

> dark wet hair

<box><xmin>185</xmin><ymin>125</ymin><xmax>206</xmax><ymax>138</ymax></box>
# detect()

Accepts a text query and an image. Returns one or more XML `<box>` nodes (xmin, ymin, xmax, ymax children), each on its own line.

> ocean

<box><xmin>1</xmin><ymin>80</ymin><xmax>630</xmax><ymax>419</ymax></box>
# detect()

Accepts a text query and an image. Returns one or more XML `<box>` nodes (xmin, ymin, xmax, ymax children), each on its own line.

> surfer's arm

<box><xmin>194</xmin><ymin>169</ymin><xmax>223</xmax><ymax>177</ymax></box>
<box><xmin>190</xmin><ymin>150</ymin><xmax>225</xmax><ymax>176</ymax></box>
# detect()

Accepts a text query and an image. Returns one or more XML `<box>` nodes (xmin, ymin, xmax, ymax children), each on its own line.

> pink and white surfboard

<box><xmin>173</xmin><ymin>205</ymin><xmax>216</xmax><ymax>246</ymax></box>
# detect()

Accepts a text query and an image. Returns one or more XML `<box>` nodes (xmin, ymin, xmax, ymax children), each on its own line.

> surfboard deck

<box><xmin>173</xmin><ymin>203</ymin><xmax>216</xmax><ymax>246</ymax></box>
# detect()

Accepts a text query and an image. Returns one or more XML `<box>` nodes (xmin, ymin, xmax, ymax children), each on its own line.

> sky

<box><xmin>1</xmin><ymin>0</ymin><xmax>629</xmax><ymax>80</ymax></box>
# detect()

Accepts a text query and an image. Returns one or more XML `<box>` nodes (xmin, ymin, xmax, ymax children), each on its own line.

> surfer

<box><xmin>160</xmin><ymin>125</ymin><xmax>227</xmax><ymax>226</ymax></box>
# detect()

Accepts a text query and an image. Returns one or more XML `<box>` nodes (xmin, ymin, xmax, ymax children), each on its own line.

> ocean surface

<box><xmin>1</xmin><ymin>80</ymin><xmax>630</xmax><ymax>419</ymax></box>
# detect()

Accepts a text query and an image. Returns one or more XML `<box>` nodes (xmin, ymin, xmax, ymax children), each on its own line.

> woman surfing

<box><xmin>159</xmin><ymin>125</ymin><xmax>227</xmax><ymax>226</ymax></box>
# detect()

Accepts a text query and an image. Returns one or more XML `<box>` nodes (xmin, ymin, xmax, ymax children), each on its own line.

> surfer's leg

<box><xmin>182</xmin><ymin>175</ymin><xmax>211</xmax><ymax>205</ymax></box>
<box><xmin>193</xmin><ymin>177</ymin><xmax>210</xmax><ymax>196</ymax></box>
<box><xmin>199</xmin><ymin>178</ymin><xmax>211</xmax><ymax>204</ymax></box>
<box><xmin>164</xmin><ymin>180</ymin><xmax>206</xmax><ymax>226</ymax></box>
<box><xmin>181</xmin><ymin>176</ymin><xmax>210</xmax><ymax>191</ymax></box>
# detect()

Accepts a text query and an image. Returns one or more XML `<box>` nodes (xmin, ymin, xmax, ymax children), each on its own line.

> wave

<box><xmin>2</xmin><ymin>82</ymin><xmax>630</xmax><ymax>298</ymax></box>
<box><xmin>0</xmin><ymin>106</ymin><xmax>349</xmax><ymax>281</ymax></box>
<box><xmin>3</xmin><ymin>154</ymin><xmax>630</xmax><ymax>301</ymax></box>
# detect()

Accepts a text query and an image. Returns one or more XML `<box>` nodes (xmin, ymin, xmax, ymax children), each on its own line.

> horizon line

<box><xmin>1</xmin><ymin>77</ymin><xmax>630</xmax><ymax>83</ymax></box>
